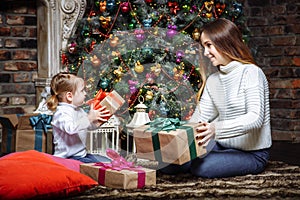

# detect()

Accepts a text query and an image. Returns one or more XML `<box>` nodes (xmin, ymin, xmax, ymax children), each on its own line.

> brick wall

<box><xmin>244</xmin><ymin>0</ymin><xmax>300</xmax><ymax>142</ymax></box>
<box><xmin>0</xmin><ymin>0</ymin><xmax>299</xmax><ymax>142</ymax></box>
<box><xmin>0</xmin><ymin>0</ymin><xmax>37</xmax><ymax>114</ymax></box>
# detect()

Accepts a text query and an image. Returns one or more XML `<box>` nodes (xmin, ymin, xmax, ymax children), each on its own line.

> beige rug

<box><xmin>64</xmin><ymin>160</ymin><xmax>300</xmax><ymax>200</ymax></box>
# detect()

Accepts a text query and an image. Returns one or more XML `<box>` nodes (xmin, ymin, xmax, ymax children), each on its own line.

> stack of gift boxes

<box><xmin>80</xmin><ymin>117</ymin><xmax>207</xmax><ymax>189</ymax></box>
<box><xmin>0</xmin><ymin>89</ymin><xmax>206</xmax><ymax>190</ymax></box>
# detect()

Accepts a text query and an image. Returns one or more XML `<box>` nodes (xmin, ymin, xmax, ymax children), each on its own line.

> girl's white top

<box><xmin>190</xmin><ymin>61</ymin><xmax>272</xmax><ymax>151</ymax></box>
<box><xmin>51</xmin><ymin>103</ymin><xmax>97</xmax><ymax>158</ymax></box>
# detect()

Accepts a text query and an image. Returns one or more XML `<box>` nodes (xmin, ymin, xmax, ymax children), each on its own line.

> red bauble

<box><xmin>121</xmin><ymin>2</ymin><xmax>130</xmax><ymax>13</ymax></box>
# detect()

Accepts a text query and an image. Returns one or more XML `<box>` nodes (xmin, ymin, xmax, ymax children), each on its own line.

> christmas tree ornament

<box><xmin>134</xmin><ymin>61</ymin><xmax>144</xmax><ymax>73</ymax></box>
<box><xmin>190</xmin><ymin>5</ymin><xmax>197</xmax><ymax>13</ymax></box>
<box><xmin>204</xmin><ymin>0</ymin><xmax>214</xmax><ymax>18</ymax></box>
<box><xmin>113</xmin><ymin>66</ymin><xmax>123</xmax><ymax>78</ymax></box>
<box><xmin>233</xmin><ymin>2</ymin><xmax>243</xmax><ymax>18</ymax></box>
<box><xmin>215</xmin><ymin>2</ymin><xmax>226</xmax><ymax>16</ymax></box>
<box><xmin>145</xmin><ymin>73</ymin><xmax>155</xmax><ymax>84</ymax></box>
<box><xmin>176</xmin><ymin>50</ymin><xmax>184</xmax><ymax>63</ymax></box>
<box><xmin>95</xmin><ymin>0</ymin><xmax>100</xmax><ymax>7</ymax></box>
<box><xmin>166</xmin><ymin>24</ymin><xmax>177</xmax><ymax>38</ymax></box>
<box><xmin>67</xmin><ymin>42</ymin><xmax>77</xmax><ymax>54</ymax></box>
<box><xmin>134</xmin><ymin>29</ymin><xmax>145</xmax><ymax>42</ymax></box>
<box><xmin>106</xmin><ymin>0</ymin><xmax>115</xmax><ymax>11</ymax></box>
<box><xmin>128</xmin><ymin>20</ymin><xmax>136</xmax><ymax>29</ymax></box>
<box><xmin>89</xmin><ymin>40</ymin><xmax>97</xmax><ymax>52</ymax></box>
<box><xmin>91</xmin><ymin>55</ymin><xmax>101</xmax><ymax>67</ymax></box>
<box><xmin>130</xmin><ymin>11</ymin><xmax>137</xmax><ymax>17</ymax></box>
<box><xmin>168</xmin><ymin>1</ymin><xmax>180</xmax><ymax>15</ymax></box>
<box><xmin>206</xmin><ymin>12</ymin><xmax>213</xmax><ymax>18</ymax></box>
<box><xmin>173</xmin><ymin>68</ymin><xmax>184</xmax><ymax>80</ymax></box>
<box><xmin>97</xmin><ymin>78</ymin><xmax>111</xmax><ymax>90</ymax></box>
<box><xmin>109</xmin><ymin>36</ymin><xmax>119</xmax><ymax>47</ymax></box>
<box><xmin>99</xmin><ymin>1</ymin><xmax>107</xmax><ymax>13</ymax></box>
<box><xmin>61</xmin><ymin>53</ymin><xmax>68</xmax><ymax>65</ymax></box>
<box><xmin>192</xmin><ymin>28</ymin><xmax>200</xmax><ymax>41</ymax></box>
<box><xmin>182</xmin><ymin>4</ymin><xmax>190</xmax><ymax>12</ymax></box>
<box><xmin>121</xmin><ymin>2</ymin><xmax>130</xmax><ymax>13</ymax></box>
<box><xmin>128</xmin><ymin>80</ymin><xmax>138</xmax><ymax>94</ymax></box>
<box><xmin>99</xmin><ymin>16</ymin><xmax>111</xmax><ymax>29</ymax></box>
<box><xmin>145</xmin><ymin>90</ymin><xmax>154</xmax><ymax>101</ymax></box>
<box><xmin>81</xmin><ymin>26</ymin><xmax>91</xmax><ymax>37</ymax></box>
<box><xmin>143</xmin><ymin>17</ymin><xmax>152</xmax><ymax>28</ymax></box>
<box><xmin>204</xmin><ymin>0</ymin><xmax>214</xmax><ymax>12</ymax></box>
<box><xmin>150</xmin><ymin>63</ymin><xmax>162</xmax><ymax>77</ymax></box>
<box><xmin>141</xmin><ymin>46</ymin><xmax>153</xmax><ymax>59</ymax></box>
<box><xmin>144</xmin><ymin>0</ymin><xmax>153</xmax><ymax>4</ymax></box>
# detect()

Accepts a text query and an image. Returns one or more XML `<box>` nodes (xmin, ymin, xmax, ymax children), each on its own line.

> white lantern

<box><xmin>126</xmin><ymin>96</ymin><xmax>151</xmax><ymax>155</ymax></box>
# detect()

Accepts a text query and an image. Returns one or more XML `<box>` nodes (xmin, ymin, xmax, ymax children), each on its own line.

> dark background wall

<box><xmin>0</xmin><ymin>0</ymin><xmax>299</xmax><ymax>164</ymax></box>
<box><xmin>0</xmin><ymin>0</ymin><xmax>37</xmax><ymax>114</ymax></box>
<box><xmin>243</xmin><ymin>0</ymin><xmax>300</xmax><ymax>165</ymax></box>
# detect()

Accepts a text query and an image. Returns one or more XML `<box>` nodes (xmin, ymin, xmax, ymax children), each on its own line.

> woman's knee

<box><xmin>190</xmin><ymin>158</ymin><xmax>217</xmax><ymax>178</ymax></box>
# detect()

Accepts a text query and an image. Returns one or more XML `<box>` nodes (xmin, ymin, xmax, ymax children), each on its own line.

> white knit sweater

<box><xmin>190</xmin><ymin>61</ymin><xmax>272</xmax><ymax>151</ymax></box>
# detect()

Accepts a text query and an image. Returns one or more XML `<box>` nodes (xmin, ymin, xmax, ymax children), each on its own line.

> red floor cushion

<box><xmin>0</xmin><ymin>150</ymin><xmax>98</xmax><ymax>199</ymax></box>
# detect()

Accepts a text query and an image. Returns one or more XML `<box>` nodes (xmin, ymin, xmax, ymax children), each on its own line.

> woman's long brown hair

<box><xmin>200</xmin><ymin>18</ymin><xmax>255</xmax><ymax>65</ymax></box>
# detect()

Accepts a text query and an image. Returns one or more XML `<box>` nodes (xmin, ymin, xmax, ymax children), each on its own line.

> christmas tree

<box><xmin>61</xmin><ymin>0</ymin><xmax>247</xmax><ymax>149</ymax></box>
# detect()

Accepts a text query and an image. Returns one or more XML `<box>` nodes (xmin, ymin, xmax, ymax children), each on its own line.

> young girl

<box><xmin>47</xmin><ymin>72</ymin><xmax>111</xmax><ymax>163</ymax></box>
<box><xmin>160</xmin><ymin>18</ymin><xmax>272</xmax><ymax>178</ymax></box>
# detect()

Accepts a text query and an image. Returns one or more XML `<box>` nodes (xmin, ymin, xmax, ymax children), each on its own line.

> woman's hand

<box><xmin>195</xmin><ymin>122</ymin><xmax>215</xmax><ymax>146</ymax></box>
<box><xmin>88</xmin><ymin>103</ymin><xmax>111</xmax><ymax>124</ymax></box>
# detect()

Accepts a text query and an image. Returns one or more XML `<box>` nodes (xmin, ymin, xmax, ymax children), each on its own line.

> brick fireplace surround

<box><xmin>0</xmin><ymin>0</ymin><xmax>299</xmax><ymax>165</ymax></box>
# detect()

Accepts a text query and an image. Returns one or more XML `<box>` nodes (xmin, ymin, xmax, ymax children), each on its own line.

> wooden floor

<box><xmin>269</xmin><ymin>141</ymin><xmax>300</xmax><ymax>166</ymax></box>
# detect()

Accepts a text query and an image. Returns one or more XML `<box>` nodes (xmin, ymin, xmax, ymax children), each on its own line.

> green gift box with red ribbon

<box><xmin>133</xmin><ymin>118</ymin><xmax>207</xmax><ymax>165</ymax></box>
<box><xmin>80</xmin><ymin>149</ymin><xmax>156</xmax><ymax>189</ymax></box>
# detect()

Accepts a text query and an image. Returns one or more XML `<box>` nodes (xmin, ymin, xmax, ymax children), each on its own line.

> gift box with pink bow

<box><xmin>80</xmin><ymin>149</ymin><xmax>156</xmax><ymax>189</ymax></box>
<box><xmin>133</xmin><ymin>118</ymin><xmax>207</xmax><ymax>165</ymax></box>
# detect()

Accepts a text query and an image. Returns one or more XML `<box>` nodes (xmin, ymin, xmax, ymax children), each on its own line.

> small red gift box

<box><xmin>87</xmin><ymin>90</ymin><xmax>125</xmax><ymax>119</ymax></box>
<box><xmin>80</xmin><ymin>149</ymin><xmax>156</xmax><ymax>189</ymax></box>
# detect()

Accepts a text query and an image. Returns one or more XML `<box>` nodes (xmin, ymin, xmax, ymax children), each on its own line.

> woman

<box><xmin>160</xmin><ymin>18</ymin><xmax>272</xmax><ymax>178</ymax></box>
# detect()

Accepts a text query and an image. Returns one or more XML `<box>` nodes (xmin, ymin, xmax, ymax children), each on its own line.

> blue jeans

<box><xmin>159</xmin><ymin>141</ymin><xmax>270</xmax><ymax>178</ymax></box>
<box><xmin>70</xmin><ymin>153</ymin><xmax>111</xmax><ymax>163</ymax></box>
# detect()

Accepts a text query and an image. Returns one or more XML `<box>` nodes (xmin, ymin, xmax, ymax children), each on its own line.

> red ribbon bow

<box><xmin>86</xmin><ymin>89</ymin><xmax>108</xmax><ymax>110</ymax></box>
<box><xmin>167</xmin><ymin>2</ymin><xmax>180</xmax><ymax>14</ymax></box>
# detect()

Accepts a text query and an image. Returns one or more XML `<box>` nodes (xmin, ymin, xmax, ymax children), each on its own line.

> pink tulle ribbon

<box><xmin>94</xmin><ymin>149</ymin><xmax>146</xmax><ymax>188</ymax></box>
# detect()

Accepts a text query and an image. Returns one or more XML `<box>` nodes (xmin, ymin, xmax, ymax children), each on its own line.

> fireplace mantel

<box><xmin>35</xmin><ymin>0</ymin><xmax>86</xmax><ymax>88</ymax></box>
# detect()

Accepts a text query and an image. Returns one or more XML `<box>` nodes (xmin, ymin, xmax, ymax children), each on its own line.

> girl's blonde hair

<box><xmin>200</xmin><ymin>18</ymin><xmax>255</xmax><ymax>65</ymax></box>
<box><xmin>47</xmin><ymin>72</ymin><xmax>82</xmax><ymax>111</ymax></box>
